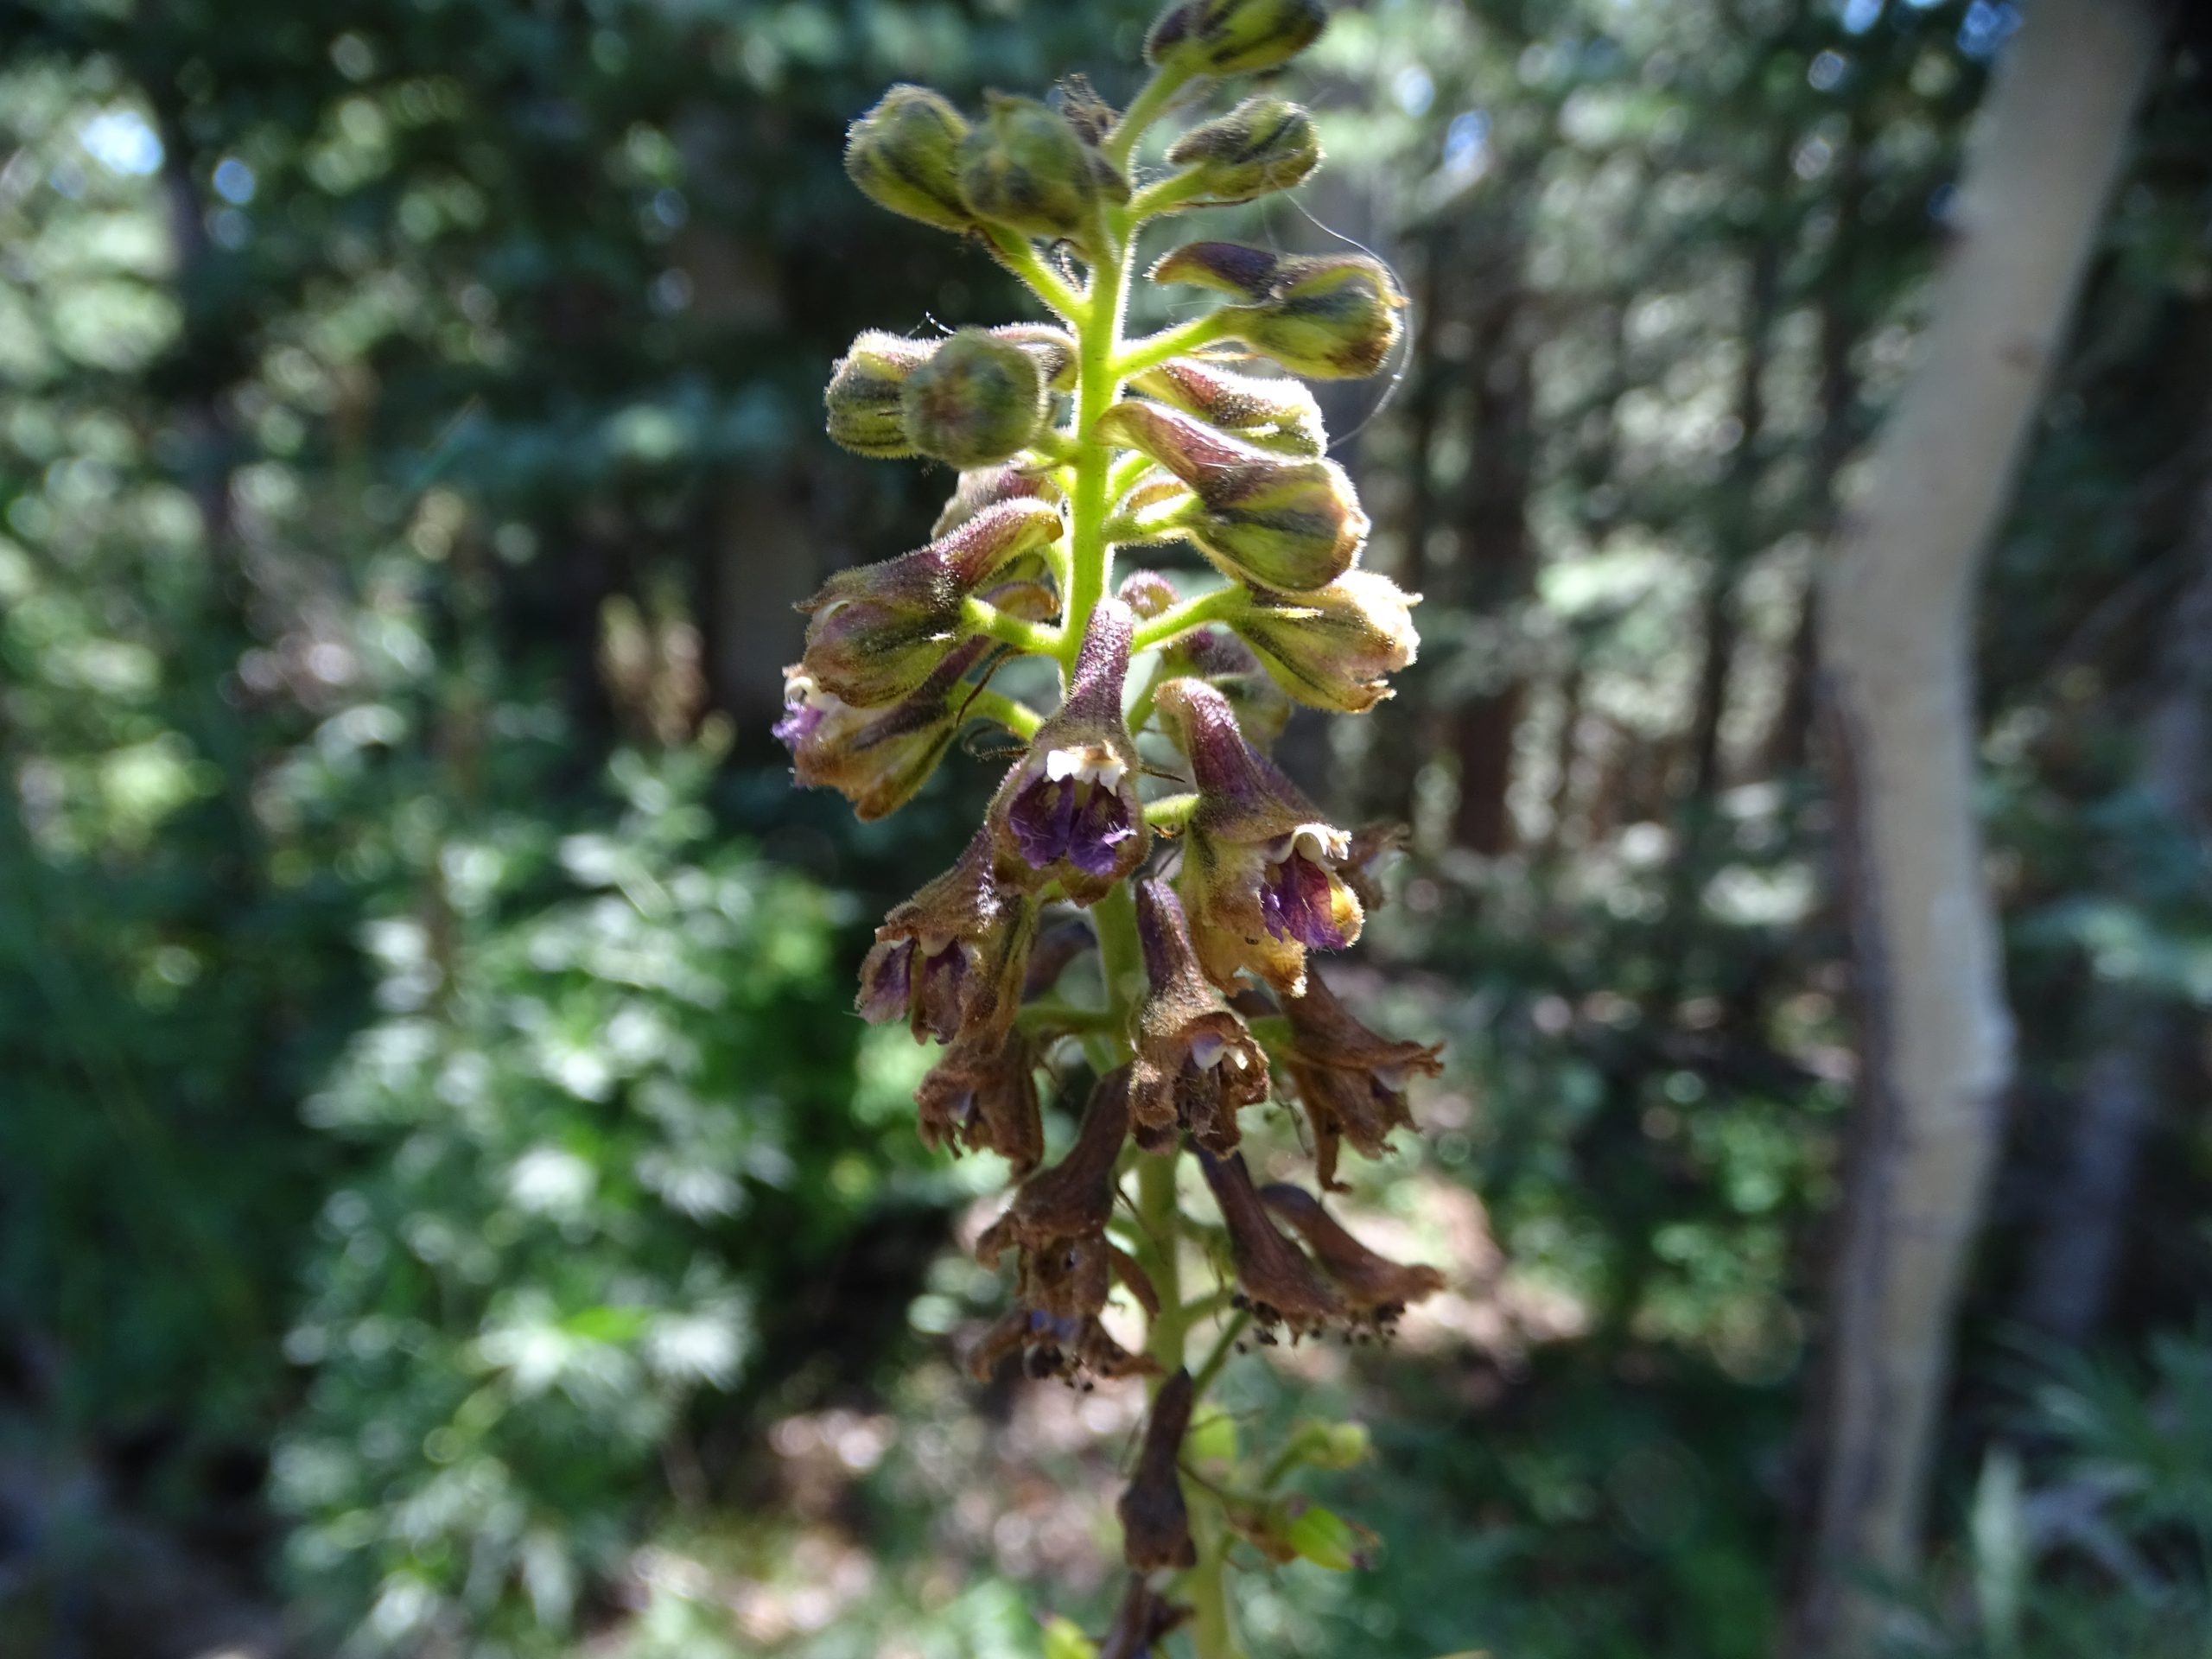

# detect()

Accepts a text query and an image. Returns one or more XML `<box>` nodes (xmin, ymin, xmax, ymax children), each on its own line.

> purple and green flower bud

<box><xmin>1232</xmin><ymin>569</ymin><xmax>1420</xmax><ymax>713</ymax></box>
<box><xmin>1097</xmin><ymin>399</ymin><xmax>1365</xmax><ymax>592</ymax></box>
<box><xmin>901</xmin><ymin>327</ymin><xmax>1051</xmax><ymax>467</ymax></box>
<box><xmin>859</xmin><ymin>828</ymin><xmax>1038</xmax><ymax>1047</ymax></box>
<box><xmin>1152</xmin><ymin>241</ymin><xmax>1405</xmax><ymax>379</ymax></box>
<box><xmin>824</xmin><ymin>330</ymin><xmax>936</xmax><ymax>458</ymax></box>
<box><xmin>844</xmin><ymin>84</ymin><xmax>976</xmax><ymax>235</ymax></box>
<box><xmin>1116</xmin><ymin>568</ymin><xmax>1182</xmax><ymax>620</ymax></box>
<box><xmin>796</xmin><ymin>497</ymin><xmax>1064</xmax><ymax>707</ymax></box>
<box><xmin>931</xmin><ymin>462</ymin><xmax>1062</xmax><ymax>538</ymax></box>
<box><xmin>1162</xmin><ymin>96</ymin><xmax>1320</xmax><ymax>207</ymax></box>
<box><xmin>1119</xmin><ymin>1369</ymin><xmax>1198</xmax><ymax>1571</ymax></box>
<box><xmin>1258</xmin><ymin>1181</ymin><xmax>1446</xmax><ymax>1330</ymax></box>
<box><xmin>1131</xmin><ymin>356</ymin><xmax>1326</xmax><ymax>455</ymax></box>
<box><xmin>1280</xmin><ymin>967</ymin><xmax>1441</xmax><ymax>1190</ymax></box>
<box><xmin>986</xmin><ymin>599</ymin><xmax>1147</xmax><ymax>905</ymax></box>
<box><xmin>992</xmin><ymin>321</ymin><xmax>1080</xmax><ymax>391</ymax></box>
<box><xmin>1144</xmin><ymin>0</ymin><xmax>1330</xmax><ymax>77</ymax></box>
<box><xmin>1198</xmin><ymin>1148</ymin><xmax>1344</xmax><ymax>1338</ymax></box>
<box><xmin>775</xmin><ymin>640</ymin><xmax>982</xmax><ymax>821</ymax></box>
<box><xmin>1130</xmin><ymin>879</ymin><xmax>1271</xmax><ymax>1154</ymax></box>
<box><xmin>1161</xmin><ymin>624</ymin><xmax>1293</xmax><ymax>748</ymax></box>
<box><xmin>957</xmin><ymin>92</ymin><xmax>1128</xmax><ymax>251</ymax></box>
<box><xmin>1155</xmin><ymin>674</ymin><xmax>1363</xmax><ymax>995</ymax></box>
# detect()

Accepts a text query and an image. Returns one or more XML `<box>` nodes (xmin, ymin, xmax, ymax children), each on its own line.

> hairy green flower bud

<box><xmin>1232</xmin><ymin>569</ymin><xmax>1419</xmax><ymax>713</ymax></box>
<box><xmin>796</xmin><ymin>498</ymin><xmax>1064</xmax><ymax>707</ymax></box>
<box><xmin>844</xmin><ymin>85</ymin><xmax>976</xmax><ymax>234</ymax></box>
<box><xmin>1097</xmin><ymin>399</ymin><xmax>1366</xmax><ymax>591</ymax></box>
<box><xmin>1132</xmin><ymin>356</ymin><xmax>1326</xmax><ymax>455</ymax></box>
<box><xmin>1145</xmin><ymin>0</ymin><xmax>1329</xmax><ymax>77</ymax></box>
<box><xmin>824</xmin><ymin>330</ymin><xmax>936</xmax><ymax>457</ymax></box>
<box><xmin>902</xmin><ymin>328</ymin><xmax>1050</xmax><ymax>467</ymax></box>
<box><xmin>957</xmin><ymin>92</ymin><xmax>1128</xmax><ymax>251</ymax></box>
<box><xmin>991</xmin><ymin>322</ymin><xmax>1080</xmax><ymax>391</ymax></box>
<box><xmin>1153</xmin><ymin>241</ymin><xmax>1405</xmax><ymax>379</ymax></box>
<box><xmin>1163</xmin><ymin>96</ymin><xmax>1320</xmax><ymax>207</ymax></box>
<box><xmin>932</xmin><ymin>463</ymin><xmax>1061</xmax><ymax>538</ymax></box>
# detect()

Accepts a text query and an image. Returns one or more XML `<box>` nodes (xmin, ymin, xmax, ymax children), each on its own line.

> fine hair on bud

<box><xmin>902</xmin><ymin>328</ymin><xmax>1050</xmax><ymax>467</ymax></box>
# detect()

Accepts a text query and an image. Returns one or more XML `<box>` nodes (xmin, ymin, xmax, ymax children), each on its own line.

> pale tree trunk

<box><xmin>1783</xmin><ymin>3</ymin><xmax>2163</xmax><ymax>1655</ymax></box>
<box><xmin>2017</xmin><ymin>459</ymin><xmax>2212</xmax><ymax>1342</ymax></box>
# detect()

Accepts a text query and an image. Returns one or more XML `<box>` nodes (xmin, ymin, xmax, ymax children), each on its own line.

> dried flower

<box><xmin>844</xmin><ymin>85</ymin><xmax>976</xmax><ymax>234</ymax></box>
<box><xmin>859</xmin><ymin>830</ymin><xmax>1037</xmax><ymax>1046</ymax></box>
<box><xmin>1340</xmin><ymin>822</ymin><xmax>1408</xmax><ymax>913</ymax></box>
<box><xmin>1281</xmin><ymin>969</ymin><xmax>1442</xmax><ymax>1190</ymax></box>
<box><xmin>1119</xmin><ymin>1368</ymin><xmax>1198</xmax><ymax>1570</ymax></box>
<box><xmin>987</xmin><ymin>599</ymin><xmax>1147</xmax><ymax>905</ymax></box>
<box><xmin>1198</xmin><ymin>1148</ymin><xmax>1342</xmax><ymax>1338</ymax></box>
<box><xmin>917</xmin><ymin>1026</ymin><xmax>1045</xmax><ymax>1173</ymax></box>
<box><xmin>1130</xmin><ymin>880</ymin><xmax>1269</xmax><ymax>1154</ymax></box>
<box><xmin>902</xmin><ymin>327</ymin><xmax>1051</xmax><ymax>467</ymax></box>
<box><xmin>1152</xmin><ymin>241</ymin><xmax>1405</xmax><ymax>379</ymax></box>
<box><xmin>1144</xmin><ymin>0</ymin><xmax>1329</xmax><ymax>77</ymax></box>
<box><xmin>969</xmin><ymin>1228</ymin><xmax>1157</xmax><ymax>1384</ymax></box>
<box><xmin>1232</xmin><ymin>570</ymin><xmax>1420</xmax><ymax>713</ymax></box>
<box><xmin>978</xmin><ymin>1065</ymin><xmax>1131</xmax><ymax>1265</ymax></box>
<box><xmin>1162</xmin><ymin>95</ymin><xmax>1320</xmax><ymax>207</ymax></box>
<box><xmin>824</xmin><ymin>329</ymin><xmax>937</xmax><ymax>457</ymax></box>
<box><xmin>1258</xmin><ymin>1182</ymin><xmax>1446</xmax><ymax>1328</ymax></box>
<box><xmin>1155</xmin><ymin>676</ymin><xmax>1363</xmax><ymax>995</ymax></box>
<box><xmin>1130</xmin><ymin>356</ymin><xmax>1326</xmax><ymax>455</ymax></box>
<box><xmin>1096</xmin><ymin>400</ymin><xmax>1365</xmax><ymax>592</ymax></box>
<box><xmin>775</xmin><ymin>642</ymin><xmax>982</xmax><ymax>820</ymax></box>
<box><xmin>1100</xmin><ymin>1575</ymin><xmax>1192</xmax><ymax>1659</ymax></box>
<box><xmin>957</xmin><ymin>92</ymin><xmax>1128</xmax><ymax>251</ymax></box>
<box><xmin>796</xmin><ymin>497</ymin><xmax>1063</xmax><ymax>707</ymax></box>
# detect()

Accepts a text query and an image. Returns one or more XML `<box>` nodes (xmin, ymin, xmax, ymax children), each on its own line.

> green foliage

<box><xmin>274</xmin><ymin>745</ymin><xmax>874</xmax><ymax>1653</ymax></box>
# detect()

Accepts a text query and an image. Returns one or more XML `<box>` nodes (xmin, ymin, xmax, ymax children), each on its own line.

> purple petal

<box><xmin>915</xmin><ymin>945</ymin><xmax>969</xmax><ymax>1042</ymax></box>
<box><xmin>773</xmin><ymin>700</ymin><xmax>824</xmax><ymax>750</ymax></box>
<box><xmin>858</xmin><ymin>939</ymin><xmax>915</xmax><ymax>1023</ymax></box>
<box><xmin>1262</xmin><ymin>853</ymin><xmax>1350</xmax><ymax>949</ymax></box>
<box><xmin>1066</xmin><ymin>787</ymin><xmax>1135</xmax><ymax>875</ymax></box>
<box><xmin>1008</xmin><ymin>775</ymin><xmax>1078</xmax><ymax>868</ymax></box>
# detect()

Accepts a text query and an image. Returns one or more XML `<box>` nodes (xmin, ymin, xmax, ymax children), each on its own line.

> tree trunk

<box><xmin>2016</xmin><ymin>455</ymin><xmax>2212</xmax><ymax>1342</ymax></box>
<box><xmin>1783</xmin><ymin>5</ymin><xmax>2161</xmax><ymax>1655</ymax></box>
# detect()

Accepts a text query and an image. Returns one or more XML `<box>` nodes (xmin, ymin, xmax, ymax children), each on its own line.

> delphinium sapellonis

<box><xmin>777</xmin><ymin>3</ymin><xmax>1444</xmax><ymax>1651</ymax></box>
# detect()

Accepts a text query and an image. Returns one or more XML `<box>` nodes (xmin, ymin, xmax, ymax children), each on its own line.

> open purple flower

<box><xmin>858</xmin><ymin>830</ymin><xmax>1035</xmax><ymax>1046</ymax></box>
<box><xmin>987</xmin><ymin>598</ymin><xmax>1148</xmax><ymax>906</ymax></box>
<box><xmin>1154</xmin><ymin>675</ymin><xmax>1363</xmax><ymax>995</ymax></box>
<box><xmin>1129</xmin><ymin>879</ymin><xmax>1270</xmax><ymax>1155</ymax></box>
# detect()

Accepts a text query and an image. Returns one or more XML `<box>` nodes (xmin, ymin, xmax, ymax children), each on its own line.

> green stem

<box><xmin>986</xmin><ymin>226</ymin><xmax>1083</xmax><ymax>321</ymax></box>
<box><xmin>1142</xmin><ymin>791</ymin><xmax>1198</xmax><ymax>833</ymax></box>
<box><xmin>963</xmin><ymin>688</ymin><xmax>1044</xmax><ymax>741</ymax></box>
<box><xmin>1115</xmin><ymin>310</ymin><xmax>1234</xmax><ymax>381</ymax></box>
<box><xmin>961</xmin><ymin>594</ymin><xmax>1062</xmax><ymax>658</ymax></box>
<box><xmin>1103</xmin><ymin>62</ymin><xmax>1196</xmax><ymax>170</ymax></box>
<box><xmin>1131</xmin><ymin>583</ymin><xmax>1243</xmax><ymax>653</ymax></box>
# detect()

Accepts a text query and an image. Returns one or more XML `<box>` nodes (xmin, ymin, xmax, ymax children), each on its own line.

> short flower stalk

<box><xmin>784</xmin><ymin>6</ymin><xmax>1441</xmax><ymax>1649</ymax></box>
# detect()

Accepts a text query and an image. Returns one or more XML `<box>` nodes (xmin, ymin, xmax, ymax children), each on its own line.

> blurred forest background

<box><xmin>3</xmin><ymin>0</ymin><xmax>2209</xmax><ymax>1656</ymax></box>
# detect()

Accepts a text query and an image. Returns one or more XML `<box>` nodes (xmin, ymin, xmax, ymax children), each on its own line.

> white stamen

<box><xmin>1190</xmin><ymin>1031</ymin><xmax>1229</xmax><ymax>1070</ymax></box>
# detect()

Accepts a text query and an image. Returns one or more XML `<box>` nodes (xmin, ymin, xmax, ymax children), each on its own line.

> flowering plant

<box><xmin>781</xmin><ymin>4</ymin><xmax>1441</xmax><ymax>1649</ymax></box>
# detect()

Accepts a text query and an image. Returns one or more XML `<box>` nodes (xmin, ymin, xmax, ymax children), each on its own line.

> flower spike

<box><xmin>987</xmin><ymin>598</ymin><xmax>1147</xmax><ymax>905</ymax></box>
<box><xmin>1281</xmin><ymin>969</ymin><xmax>1443</xmax><ymax>1190</ymax></box>
<box><xmin>1155</xmin><ymin>676</ymin><xmax>1363</xmax><ymax>995</ymax></box>
<box><xmin>1130</xmin><ymin>879</ymin><xmax>1270</xmax><ymax>1154</ymax></box>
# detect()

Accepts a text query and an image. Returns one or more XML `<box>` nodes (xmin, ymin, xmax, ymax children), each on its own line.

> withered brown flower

<box><xmin>858</xmin><ymin>830</ymin><xmax>1035</xmax><ymax>1046</ymax></box>
<box><xmin>977</xmin><ymin>1066</ymin><xmax>1131</xmax><ymax>1266</ymax></box>
<box><xmin>1198</xmin><ymin>1148</ymin><xmax>1342</xmax><ymax>1338</ymax></box>
<box><xmin>1129</xmin><ymin>880</ymin><xmax>1269</xmax><ymax>1155</ymax></box>
<box><xmin>1258</xmin><ymin>1181</ymin><xmax>1445</xmax><ymax>1331</ymax></box>
<box><xmin>915</xmin><ymin>1027</ymin><xmax>1044</xmax><ymax>1175</ymax></box>
<box><xmin>1281</xmin><ymin>969</ymin><xmax>1442</xmax><ymax>1191</ymax></box>
<box><xmin>967</xmin><ymin>1229</ymin><xmax>1158</xmax><ymax>1387</ymax></box>
<box><xmin>1119</xmin><ymin>1368</ymin><xmax>1198</xmax><ymax>1570</ymax></box>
